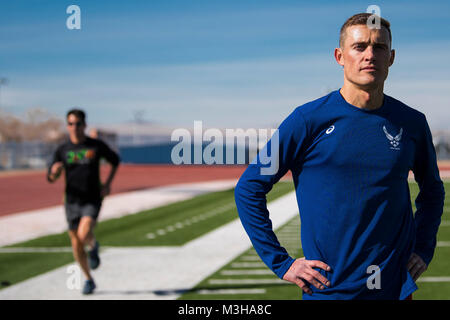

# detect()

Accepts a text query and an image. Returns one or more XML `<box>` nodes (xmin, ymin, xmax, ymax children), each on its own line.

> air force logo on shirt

<box><xmin>383</xmin><ymin>125</ymin><xmax>403</xmax><ymax>150</ymax></box>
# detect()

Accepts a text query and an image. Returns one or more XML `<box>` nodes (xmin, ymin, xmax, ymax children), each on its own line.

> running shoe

<box><xmin>82</xmin><ymin>279</ymin><xmax>96</xmax><ymax>295</ymax></box>
<box><xmin>88</xmin><ymin>241</ymin><xmax>100</xmax><ymax>270</ymax></box>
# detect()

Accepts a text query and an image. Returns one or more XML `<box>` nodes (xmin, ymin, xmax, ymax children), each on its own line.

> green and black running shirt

<box><xmin>48</xmin><ymin>137</ymin><xmax>120</xmax><ymax>204</ymax></box>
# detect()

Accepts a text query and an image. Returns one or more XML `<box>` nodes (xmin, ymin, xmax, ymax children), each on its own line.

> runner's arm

<box><xmin>47</xmin><ymin>146</ymin><xmax>63</xmax><ymax>183</ymax></box>
<box><xmin>98</xmin><ymin>140</ymin><xmax>121</xmax><ymax>196</ymax></box>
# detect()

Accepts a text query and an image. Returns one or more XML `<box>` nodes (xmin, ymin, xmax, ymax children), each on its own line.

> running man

<box><xmin>235</xmin><ymin>13</ymin><xmax>445</xmax><ymax>299</ymax></box>
<box><xmin>47</xmin><ymin>109</ymin><xmax>120</xmax><ymax>294</ymax></box>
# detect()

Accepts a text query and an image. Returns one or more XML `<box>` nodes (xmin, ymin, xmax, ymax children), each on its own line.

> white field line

<box><xmin>209</xmin><ymin>279</ymin><xmax>285</xmax><ymax>285</ymax></box>
<box><xmin>417</xmin><ymin>277</ymin><xmax>450</xmax><ymax>282</ymax></box>
<box><xmin>220</xmin><ymin>269</ymin><xmax>273</xmax><ymax>276</ymax></box>
<box><xmin>278</xmin><ymin>238</ymin><xmax>300</xmax><ymax>242</ymax></box>
<box><xmin>197</xmin><ymin>289</ymin><xmax>266</xmax><ymax>295</ymax></box>
<box><xmin>231</xmin><ymin>262</ymin><xmax>266</xmax><ymax>268</ymax></box>
<box><xmin>146</xmin><ymin>203</ymin><xmax>235</xmax><ymax>240</ymax></box>
<box><xmin>437</xmin><ymin>241</ymin><xmax>450</xmax><ymax>247</ymax></box>
<box><xmin>0</xmin><ymin>247</ymin><xmax>73</xmax><ymax>253</ymax></box>
<box><xmin>242</xmin><ymin>251</ymin><xmax>259</xmax><ymax>256</ymax></box>
<box><xmin>239</xmin><ymin>256</ymin><xmax>262</xmax><ymax>261</ymax></box>
<box><xmin>440</xmin><ymin>220</ymin><xmax>450</xmax><ymax>227</ymax></box>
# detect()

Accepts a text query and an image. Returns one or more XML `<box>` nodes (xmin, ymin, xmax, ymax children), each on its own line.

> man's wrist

<box><xmin>47</xmin><ymin>172</ymin><xmax>57</xmax><ymax>182</ymax></box>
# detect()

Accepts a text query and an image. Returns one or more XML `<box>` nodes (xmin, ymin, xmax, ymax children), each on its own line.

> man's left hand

<box><xmin>407</xmin><ymin>253</ymin><xmax>427</xmax><ymax>281</ymax></box>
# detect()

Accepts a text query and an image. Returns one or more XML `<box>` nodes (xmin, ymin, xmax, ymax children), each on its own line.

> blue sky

<box><xmin>1</xmin><ymin>0</ymin><xmax>449</xmax><ymax>130</ymax></box>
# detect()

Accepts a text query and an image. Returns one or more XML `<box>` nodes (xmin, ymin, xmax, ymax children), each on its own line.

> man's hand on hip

<box><xmin>282</xmin><ymin>257</ymin><xmax>331</xmax><ymax>295</ymax></box>
<box><xmin>407</xmin><ymin>253</ymin><xmax>427</xmax><ymax>281</ymax></box>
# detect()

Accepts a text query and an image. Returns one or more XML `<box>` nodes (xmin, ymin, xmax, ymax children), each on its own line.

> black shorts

<box><xmin>64</xmin><ymin>201</ymin><xmax>102</xmax><ymax>230</ymax></box>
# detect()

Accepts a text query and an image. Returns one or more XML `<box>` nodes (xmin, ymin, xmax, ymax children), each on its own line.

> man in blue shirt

<box><xmin>234</xmin><ymin>13</ymin><xmax>445</xmax><ymax>299</ymax></box>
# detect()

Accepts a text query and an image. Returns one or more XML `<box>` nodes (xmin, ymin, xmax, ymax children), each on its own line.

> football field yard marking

<box><xmin>220</xmin><ymin>269</ymin><xmax>274</xmax><ymax>276</ymax></box>
<box><xmin>208</xmin><ymin>279</ymin><xmax>285</xmax><ymax>285</ymax></box>
<box><xmin>146</xmin><ymin>202</ymin><xmax>235</xmax><ymax>241</ymax></box>
<box><xmin>240</xmin><ymin>256</ymin><xmax>262</xmax><ymax>261</ymax></box>
<box><xmin>180</xmin><ymin>214</ymin><xmax>302</xmax><ymax>299</ymax></box>
<box><xmin>197</xmin><ymin>289</ymin><xmax>266</xmax><ymax>295</ymax></box>
<box><xmin>440</xmin><ymin>220</ymin><xmax>450</xmax><ymax>227</ymax></box>
<box><xmin>231</xmin><ymin>262</ymin><xmax>266</xmax><ymax>268</ymax></box>
<box><xmin>418</xmin><ymin>277</ymin><xmax>450</xmax><ymax>283</ymax></box>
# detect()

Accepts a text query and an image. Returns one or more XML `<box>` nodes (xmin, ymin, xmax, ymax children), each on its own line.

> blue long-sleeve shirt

<box><xmin>234</xmin><ymin>90</ymin><xmax>445</xmax><ymax>300</ymax></box>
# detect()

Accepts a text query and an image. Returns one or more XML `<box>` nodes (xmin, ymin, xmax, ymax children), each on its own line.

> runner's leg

<box><xmin>65</xmin><ymin>203</ymin><xmax>92</xmax><ymax>280</ymax></box>
<box><xmin>77</xmin><ymin>216</ymin><xmax>96</xmax><ymax>248</ymax></box>
<box><xmin>68</xmin><ymin>229</ymin><xmax>92</xmax><ymax>280</ymax></box>
<box><xmin>79</xmin><ymin>202</ymin><xmax>101</xmax><ymax>250</ymax></box>
<box><xmin>80</xmin><ymin>217</ymin><xmax>96</xmax><ymax>250</ymax></box>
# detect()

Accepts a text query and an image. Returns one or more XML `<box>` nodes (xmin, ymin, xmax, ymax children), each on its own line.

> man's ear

<box><xmin>389</xmin><ymin>49</ymin><xmax>395</xmax><ymax>67</ymax></box>
<box><xmin>334</xmin><ymin>47</ymin><xmax>344</xmax><ymax>67</ymax></box>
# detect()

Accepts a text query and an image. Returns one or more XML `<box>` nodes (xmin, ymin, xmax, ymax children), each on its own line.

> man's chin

<box><xmin>352</xmin><ymin>78</ymin><xmax>384</xmax><ymax>90</ymax></box>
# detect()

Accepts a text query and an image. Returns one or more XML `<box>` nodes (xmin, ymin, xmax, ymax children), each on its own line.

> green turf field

<box><xmin>1</xmin><ymin>180</ymin><xmax>449</xmax><ymax>300</ymax></box>
<box><xmin>0</xmin><ymin>181</ymin><xmax>294</xmax><ymax>289</ymax></box>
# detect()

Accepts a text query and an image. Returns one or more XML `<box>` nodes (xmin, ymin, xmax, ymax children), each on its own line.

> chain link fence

<box><xmin>0</xmin><ymin>141</ymin><xmax>58</xmax><ymax>170</ymax></box>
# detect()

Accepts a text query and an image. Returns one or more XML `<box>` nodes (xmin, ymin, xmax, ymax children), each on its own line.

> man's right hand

<box><xmin>282</xmin><ymin>257</ymin><xmax>331</xmax><ymax>295</ymax></box>
<box><xmin>49</xmin><ymin>162</ymin><xmax>64</xmax><ymax>182</ymax></box>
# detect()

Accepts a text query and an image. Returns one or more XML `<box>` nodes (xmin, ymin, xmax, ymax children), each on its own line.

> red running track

<box><xmin>0</xmin><ymin>164</ymin><xmax>448</xmax><ymax>218</ymax></box>
<box><xmin>0</xmin><ymin>165</ymin><xmax>249</xmax><ymax>217</ymax></box>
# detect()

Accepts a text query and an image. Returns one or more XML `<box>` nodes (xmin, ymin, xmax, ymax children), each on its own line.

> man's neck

<box><xmin>70</xmin><ymin>134</ymin><xmax>86</xmax><ymax>145</ymax></box>
<box><xmin>340</xmin><ymin>82</ymin><xmax>385</xmax><ymax>111</ymax></box>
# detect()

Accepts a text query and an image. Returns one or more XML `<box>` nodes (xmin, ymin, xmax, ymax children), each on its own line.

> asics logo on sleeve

<box><xmin>326</xmin><ymin>125</ymin><xmax>335</xmax><ymax>134</ymax></box>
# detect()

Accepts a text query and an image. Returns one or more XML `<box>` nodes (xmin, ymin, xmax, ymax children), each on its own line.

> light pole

<box><xmin>132</xmin><ymin>109</ymin><xmax>145</xmax><ymax>145</ymax></box>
